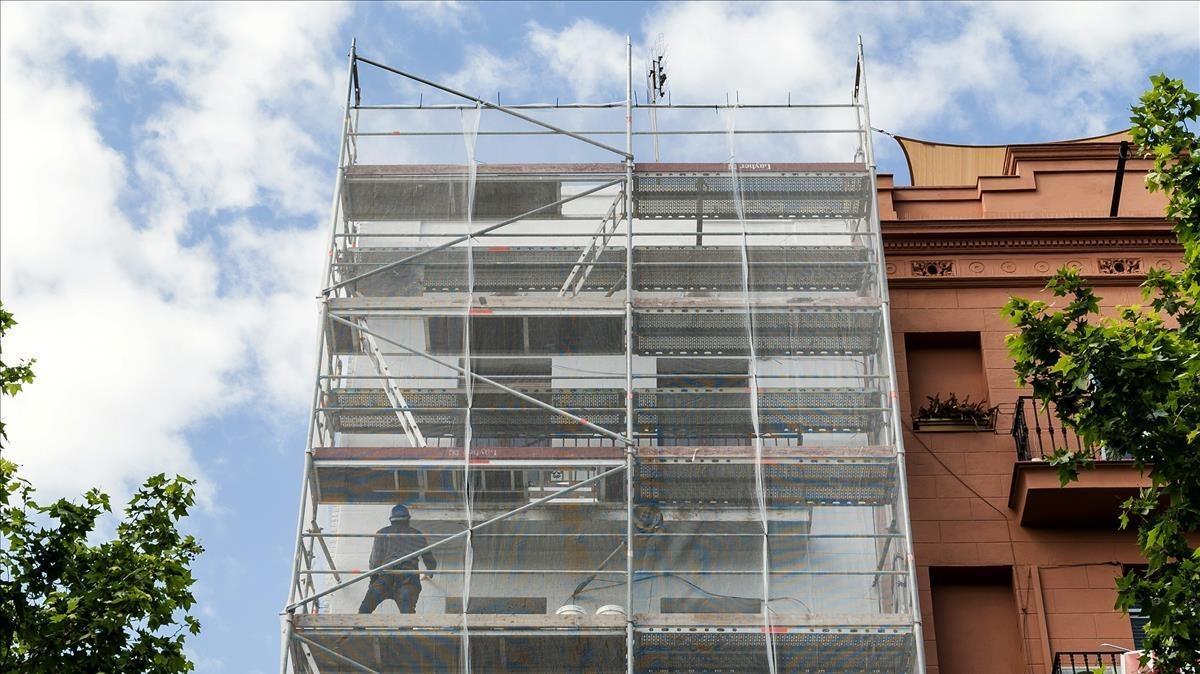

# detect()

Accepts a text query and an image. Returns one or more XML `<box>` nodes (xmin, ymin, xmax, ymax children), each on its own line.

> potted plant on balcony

<box><xmin>912</xmin><ymin>393</ymin><xmax>999</xmax><ymax>432</ymax></box>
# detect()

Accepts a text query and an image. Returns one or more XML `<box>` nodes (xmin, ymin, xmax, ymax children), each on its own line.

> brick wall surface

<box><xmin>891</xmin><ymin>285</ymin><xmax>1143</xmax><ymax>674</ymax></box>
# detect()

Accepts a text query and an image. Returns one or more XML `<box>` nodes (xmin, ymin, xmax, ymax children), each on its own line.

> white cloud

<box><xmin>512</xmin><ymin>1</ymin><xmax>1197</xmax><ymax>145</ymax></box>
<box><xmin>0</xmin><ymin>2</ymin><xmax>348</xmax><ymax>504</ymax></box>
<box><xmin>395</xmin><ymin>0</ymin><xmax>472</xmax><ymax>31</ymax></box>
<box><xmin>528</xmin><ymin>19</ymin><xmax>627</xmax><ymax>101</ymax></box>
<box><xmin>445</xmin><ymin>45</ymin><xmax>531</xmax><ymax>98</ymax></box>
<box><xmin>871</xmin><ymin>15</ymin><xmax>1030</xmax><ymax>134</ymax></box>
<box><xmin>989</xmin><ymin>1</ymin><xmax>1198</xmax><ymax>76</ymax></box>
<box><xmin>1</xmin><ymin>0</ymin><xmax>1196</xmax><ymax>508</ymax></box>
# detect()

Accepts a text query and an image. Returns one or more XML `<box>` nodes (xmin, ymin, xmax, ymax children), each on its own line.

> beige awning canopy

<box><xmin>895</xmin><ymin>130</ymin><xmax>1130</xmax><ymax>187</ymax></box>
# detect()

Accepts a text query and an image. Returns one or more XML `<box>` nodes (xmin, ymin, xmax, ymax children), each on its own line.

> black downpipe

<box><xmin>1109</xmin><ymin>140</ymin><xmax>1130</xmax><ymax>217</ymax></box>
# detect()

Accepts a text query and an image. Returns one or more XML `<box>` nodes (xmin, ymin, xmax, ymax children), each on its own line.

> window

<box><xmin>1124</xmin><ymin>564</ymin><xmax>1150</xmax><ymax>650</ymax></box>
<box><xmin>1129</xmin><ymin>605</ymin><xmax>1149</xmax><ymax>650</ymax></box>
<box><xmin>904</xmin><ymin>331</ymin><xmax>988</xmax><ymax>417</ymax></box>
<box><xmin>930</xmin><ymin>566</ymin><xmax>1024</xmax><ymax>674</ymax></box>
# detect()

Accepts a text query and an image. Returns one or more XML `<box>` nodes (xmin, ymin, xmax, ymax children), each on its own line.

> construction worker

<box><xmin>358</xmin><ymin>504</ymin><xmax>438</xmax><ymax>614</ymax></box>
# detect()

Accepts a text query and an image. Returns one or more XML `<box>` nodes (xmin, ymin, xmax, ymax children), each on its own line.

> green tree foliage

<box><xmin>0</xmin><ymin>306</ymin><xmax>35</xmax><ymax>448</ymax></box>
<box><xmin>0</xmin><ymin>304</ymin><xmax>204</xmax><ymax>672</ymax></box>
<box><xmin>1004</xmin><ymin>75</ymin><xmax>1199</xmax><ymax>671</ymax></box>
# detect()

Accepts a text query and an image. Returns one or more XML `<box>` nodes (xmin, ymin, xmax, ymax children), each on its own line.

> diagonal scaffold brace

<box><xmin>323</xmin><ymin>178</ymin><xmax>625</xmax><ymax>296</ymax></box>
<box><xmin>325</xmin><ymin>314</ymin><xmax>633</xmax><ymax>447</ymax></box>
<box><xmin>285</xmin><ymin>462</ymin><xmax>626</xmax><ymax>612</ymax></box>
<box><xmin>292</xmin><ymin>631</ymin><xmax>379</xmax><ymax>674</ymax></box>
<box><xmin>354</xmin><ymin>54</ymin><xmax>633</xmax><ymax>160</ymax></box>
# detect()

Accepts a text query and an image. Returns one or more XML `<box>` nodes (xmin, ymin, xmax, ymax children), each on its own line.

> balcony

<box><xmin>1052</xmin><ymin>650</ymin><xmax>1123</xmax><ymax>674</ymax></box>
<box><xmin>1008</xmin><ymin>397</ymin><xmax>1149</xmax><ymax>527</ymax></box>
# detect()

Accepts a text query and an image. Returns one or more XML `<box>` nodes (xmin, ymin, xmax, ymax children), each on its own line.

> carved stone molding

<box><xmin>911</xmin><ymin>260</ymin><xmax>954</xmax><ymax>277</ymax></box>
<box><xmin>1098</xmin><ymin>258</ymin><xmax>1142</xmax><ymax>275</ymax></box>
<box><xmin>883</xmin><ymin>235</ymin><xmax>1178</xmax><ymax>252</ymax></box>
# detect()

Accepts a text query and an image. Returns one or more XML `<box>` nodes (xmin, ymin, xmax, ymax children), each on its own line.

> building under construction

<box><xmin>281</xmin><ymin>39</ymin><xmax>924</xmax><ymax>673</ymax></box>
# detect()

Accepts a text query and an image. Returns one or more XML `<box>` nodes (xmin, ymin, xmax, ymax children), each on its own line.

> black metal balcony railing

<box><xmin>1012</xmin><ymin>395</ymin><xmax>1100</xmax><ymax>461</ymax></box>
<box><xmin>1051</xmin><ymin>651</ymin><xmax>1123</xmax><ymax>674</ymax></box>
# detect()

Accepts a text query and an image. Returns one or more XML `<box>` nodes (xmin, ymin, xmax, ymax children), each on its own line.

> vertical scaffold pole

<box><xmin>280</xmin><ymin>38</ymin><xmax>358</xmax><ymax>674</ymax></box>
<box><xmin>856</xmin><ymin>37</ymin><xmax>927</xmax><ymax>674</ymax></box>
<box><xmin>623</xmin><ymin>34</ymin><xmax>636</xmax><ymax>674</ymax></box>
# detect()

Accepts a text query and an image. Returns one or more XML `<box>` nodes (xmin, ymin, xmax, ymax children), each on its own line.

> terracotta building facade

<box><xmin>880</xmin><ymin>134</ymin><xmax>1180</xmax><ymax>674</ymax></box>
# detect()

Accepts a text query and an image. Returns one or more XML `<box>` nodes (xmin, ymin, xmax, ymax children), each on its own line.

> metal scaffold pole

<box><xmin>280</xmin><ymin>37</ymin><xmax>358</xmax><ymax>674</ymax></box>
<box><xmin>856</xmin><ymin>36</ymin><xmax>927</xmax><ymax>674</ymax></box>
<box><xmin>623</xmin><ymin>35</ymin><xmax>636</xmax><ymax>674</ymax></box>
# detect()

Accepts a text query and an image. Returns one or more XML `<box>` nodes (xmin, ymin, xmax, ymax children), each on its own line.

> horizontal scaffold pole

<box><xmin>355</xmin><ymin>55</ymin><xmax>633</xmax><ymax>160</ymax></box>
<box><xmin>285</xmin><ymin>463</ymin><xmax>627</xmax><ymax>611</ymax></box>
<box><xmin>322</xmin><ymin>177</ymin><xmax>624</xmax><ymax>295</ymax></box>
<box><xmin>326</xmin><ymin>314</ymin><xmax>633</xmax><ymax>446</ymax></box>
<box><xmin>354</xmin><ymin>102</ymin><xmax>861</xmax><ymax>110</ymax></box>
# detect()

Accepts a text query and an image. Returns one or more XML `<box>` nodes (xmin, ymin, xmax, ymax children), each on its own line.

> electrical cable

<box><xmin>572</xmin><ymin>572</ymin><xmax>812</xmax><ymax>614</ymax></box>
<box><xmin>903</xmin><ymin>416</ymin><xmax>1034</xmax><ymax>672</ymax></box>
<box><xmin>569</xmin><ymin>542</ymin><xmax>625</xmax><ymax>600</ymax></box>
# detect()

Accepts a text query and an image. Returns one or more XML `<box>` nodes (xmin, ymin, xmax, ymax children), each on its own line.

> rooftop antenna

<box><xmin>646</xmin><ymin>34</ymin><xmax>667</xmax><ymax>161</ymax></box>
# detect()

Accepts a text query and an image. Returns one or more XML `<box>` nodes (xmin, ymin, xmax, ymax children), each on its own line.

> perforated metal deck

<box><xmin>325</xmin><ymin>387</ymin><xmax>886</xmax><ymax>436</ymax></box>
<box><xmin>637</xmin><ymin>246</ymin><xmax>873</xmax><ymax>293</ymax></box>
<box><xmin>634</xmin><ymin>308</ymin><xmax>882</xmax><ymax>355</ymax></box>
<box><xmin>342</xmin><ymin>163</ymin><xmax>623</xmax><ymax>222</ymax></box>
<box><xmin>635</xmin><ymin>625</ymin><xmax>914</xmax><ymax>673</ymax></box>
<box><xmin>633</xmin><ymin>171</ymin><xmax>872</xmax><ymax>220</ymax></box>
<box><xmin>636</xmin><ymin>455</ymin><xmax>898</xmax><ymax>506</ymax></box>
<box><xmin>292</xmin><ymin>615</ymin><xmax>625</xmax><ymax>674</ymax></box>
<box><xmin>310</xmin><ymin>446</ymin><xmax>897</xmax><ymax>507</ymax></box>
<box><xmin>332</xmin><ymin>245</ymin><xmax>874</xmax><ymax>296</ymax></box>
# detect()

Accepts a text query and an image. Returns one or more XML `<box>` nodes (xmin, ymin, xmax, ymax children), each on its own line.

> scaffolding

<box><xmin>280</xmin><ymin>37</ymin><xmax>925</xmax><ymax>673</ymax></box>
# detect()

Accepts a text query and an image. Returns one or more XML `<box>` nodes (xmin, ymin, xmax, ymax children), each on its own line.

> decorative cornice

<box><xmin>911</xmin><ymin>260</ymin><xmax>954</xmax><ymax>277</ymax></box>
<box><xmin>887</xmin><ymin>275</ymin><xmax>1155</xmax><ymax>289</ymax></box>
<box><xmin>884</xmin><ymin>235</ymin><xmax>1178</xmax><ymax>253</ymax></box>
<box><xmin>882</xmin><ymin>216</ymin><xmax>1166</xmax><ymax>228</ymax></box>
<box><xmin>1098</xmin><ymin>257</ymin><xmax>1142</xmax><ymax>275</ymax></box>
<box><xmin>1002</xmin><ymin>142</ymin><xmax>1146</xmax><ymax>173</ymax></box>
<box><xmin>881</xmin><ymin>217</ymin><xmax>1180</xmax><ymax>254</ymax></box>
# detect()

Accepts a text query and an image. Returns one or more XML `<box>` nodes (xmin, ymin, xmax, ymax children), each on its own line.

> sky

<box><xmin>0</xmin><ymin>1</ymin><xmax>1197</xmax><ymax>671</ymax></box>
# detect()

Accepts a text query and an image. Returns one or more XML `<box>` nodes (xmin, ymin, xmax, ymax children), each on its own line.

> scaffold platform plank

<box><xmin>343</xmin><ymin>164</ymin><xmax>623</xmax><ymax>222</ymax></box>
<box><xmin>296</xmin><ymin>613</ymin><xmax>627</xmax><ymax>630</ymax></box>
<box><xmin>323</xmin><ymin>386</ymin><xmax>886</xmax><ymax>436</ymax></box>
<box><xmin>332</xmin><ymin>245</ymin><xmax>874</xmax><ymax>296</ymax></box>
<box><xmin>342</xmin><ymin>162</ymin><xmax>872</xmax><ymax>222</ymax></box>
<box><xmin>635</xmin><ymin>627</ymin><xmax>913</xmax><ymax>673</ymax></box>
<box><xmin>294</xmin><ymin>613</ymin><xmax>624</xmax><ymax>673</ymax></box>
<box><xmin>326</xmin><ymin>294</ymin><xmax>881</xmax><ymax>312</ymax></box>
<box><xmin>346</xmin><ymin>163</ymin><xmax>627</xmax><ymax>177</ymax></box>
<box><xmin>310</xmin><ymin>445</ymin><xmax>897</xmax><ymax>507</ymax></box>
<box><xmin>634</xmin><ymin>307</ymin><xmax>882</xmax><ymax>355</ymax></box>
<box><xmin>290</xmin><ymin>613</ymin><xmax>912</xmax><ymax>673</ymax></box>
<box><xmin>636</xmin><ymin>457</ymin><xmax>897</xmax><ymax>506</ymax></box>
<box><xmin>633</xmin><ymin>171</ymin><xmax>872</xmax><ymax>221</ymax></box>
